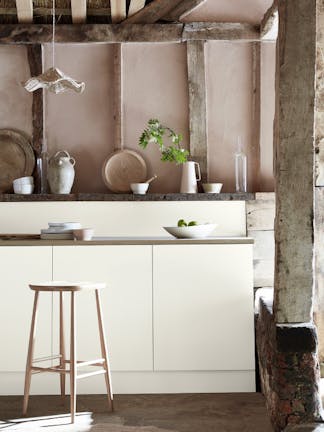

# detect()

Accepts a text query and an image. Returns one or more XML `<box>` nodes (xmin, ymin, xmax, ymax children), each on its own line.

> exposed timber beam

<box><xmin>261</xmin><ymin>0</ymin><xmax>278</xmax><ymax>40</ymax></box>
<box><xmin>128</xmin><ymin>0</ymin><xmax>146</xmax><ymax>18</ymax></box>
<box><xmin>0</xmin><ymin>23</ymin><xmax>261</xmax><ymax>44</ymax></box>
<box><xmin>186</xmin><ymin>40</ymin><xmax>207</xmax><ymax>183</ymax></box>
<box><xmin>183</xmin><ymin>22</ymin><xmax>260</xmax><ymax>41</ymax></box>
<box><xmin>27</xmin><ymin>44</ymin><xmax>44</xmax><ymax>193</ymax></box>
<box><xmin>71</xmin><ymin>0</ymin><xmax>87</xmax><ymax>24</ymax></box>
<box><xmin>15</xmin><ymin>0</ymin><xmax>33</xmax><ymax>23</ymax></box>
<box><xmin>273</xmin><ymin>0</ymin><xmax>316</xmax><ymax>323</ymax></box>
<box><xmin>113</xmin><ymin>44</ymin><xmax>123</xmax><ymax>150</ymax></box>
<box><xmin>111</xmin><ymin>0</ymin><xmax>126</xmax><ymax>23</ymax></box>
<box><xmin>122</xmin><ymin>0</ymin><xmax>183</xmax><ymax>24</ymax></box>
<box><xmin>163</xmin><ymin>0</ymin><xmax>207</xmax><ymax>22</ymax></box>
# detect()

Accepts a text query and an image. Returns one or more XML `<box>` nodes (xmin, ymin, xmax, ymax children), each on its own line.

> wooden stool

<box><xmin>22</xmin><ymin>281</ymin><xmax>113</xmax><ymax>423</ymax></box>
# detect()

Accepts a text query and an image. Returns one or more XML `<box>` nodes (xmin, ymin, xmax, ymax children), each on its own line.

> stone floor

<box><xmin>0</xmin><ymin>393</ymin><xmax>273</xmax><ymax>432</ymax></box>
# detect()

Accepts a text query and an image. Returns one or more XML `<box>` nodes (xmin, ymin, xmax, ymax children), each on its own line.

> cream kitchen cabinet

<box><xmin>0</xmin><ymin>246</ymin><xmax>52</xmax><ymax>372</ymax></box>
<box><xmin>153</xmin><ymin>244</ymin><xmax>255</xmax><ymax>373</ymax></box>
<box><xmin>53</xmin><ymin>245</ymin><xmax>153</xmax><ymax>372</ymax></box>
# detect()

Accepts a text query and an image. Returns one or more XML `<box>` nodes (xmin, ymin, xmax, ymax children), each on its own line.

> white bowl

<box><xmin>13</xmin><ymin>183</ymin><xmax>34</xmax><ymax>194</ymax></box>
<box><xmin>131</xmin><ymin>183</ymin><xmax>149</xmax><ymax>195</ymax></box>
<box><xmin>13</xmin><ymin>176</ymin><xmax>34</xmax><ymax>186</ymax></box>
<box><xmin>163</xmin><ymin>223</ymin><xmax>217</xmax><ymax>239</ymax></box>
<box><xmin>202</xmin><ymin>183</ymin><xmax>223</xmax><ymax>193</ymax></box>
<box><xmin>73</xmin><ymin>228</ymin><xmax>94</xmax><ymax>241</ymax></box>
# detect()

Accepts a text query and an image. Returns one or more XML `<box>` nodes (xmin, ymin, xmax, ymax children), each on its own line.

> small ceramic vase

<box><xmin>48</xmin><ymin>150</ymin><xmax>75</xmax><ymax>194</ymax></box>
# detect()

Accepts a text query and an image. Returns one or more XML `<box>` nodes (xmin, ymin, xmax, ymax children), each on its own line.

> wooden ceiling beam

<box><xmin>163</xmin><ymin>0</ymin><xmax>207</xmax><ymax>22</ymax></box>
<box><xmin>110</xmin><ymin>0</ymin><xmax>126</xmax><ymax>23</ymax></box>
<box><xmin>122</xmin><ymin>0</ymin><xmax>183</xmax><ymax>24</ymax></box>
<box><xmin>71</xmin><ymin>0</ymin><xmax>87</xmax><ymax>24</ymax></box>
<box><xmin>15</xmin><ymin>0</ymin><xmax>33</xmax><ymax>23</ymax></box>
<box><xmin>0</xmin><ymin>22</ymin><xmax>260</xmax><ymax>44</ymax></box>
<box><xmin>128</xmin><ymin>0</ymin><xmax>146</xmax><ymax>18</ymax></box>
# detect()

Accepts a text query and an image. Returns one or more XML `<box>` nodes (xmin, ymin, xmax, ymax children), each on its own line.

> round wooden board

<box><xmin>0</xmin><ymin>129</ymin><xmax>35</xmax><ymax>193</ymax></box>
<box><xmin>102</xmin><ymin>149</ymin><xmax>147</xmax><ymax>193</ymax></box>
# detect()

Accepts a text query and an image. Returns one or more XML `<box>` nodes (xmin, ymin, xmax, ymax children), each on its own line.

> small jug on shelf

<box><xmin>48</xmin><ymin>150</ymin><xmax>75</xmax><ymax>194</ymax></box>
<box><xmin>180</xmin><ymin>161</ymin><xmax>201</xmax><ymax>193</ymax></box>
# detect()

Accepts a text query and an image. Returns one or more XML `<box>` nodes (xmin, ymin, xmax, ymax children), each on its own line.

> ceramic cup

<box><xmin>131</xmin><ymin>183</ymin><xmax>149</xmax><ymax>195</ymax></box>
<box><xmin>202</xmin><ymin>183</ymin><xmax>223</xmax><ymax>193</ymax></box>
<box><xmin>13</xmin><ymin>176</ymin><xmax>34</xmax><ymax>186</ymax></box>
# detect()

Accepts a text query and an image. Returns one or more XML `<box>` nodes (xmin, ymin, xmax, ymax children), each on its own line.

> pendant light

<box><xmin>23</xmin><ymin>0</ymin><xmax>85</xmax><ymax>94</ymax></box>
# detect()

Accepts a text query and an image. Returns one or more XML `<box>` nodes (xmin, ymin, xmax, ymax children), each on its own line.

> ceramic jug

<box><xmin>180</xmin><ymin>161</ymin><xmax>201</xmax><ymax>193</ymax></box>
<box><xmin>48</xmin><ymin>150</ymin><xmax>75</xmax><ymax>194</ymax></box>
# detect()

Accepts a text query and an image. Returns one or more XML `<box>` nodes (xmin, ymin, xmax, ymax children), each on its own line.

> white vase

<box><xmin>180</xmin><ymin>161</ymin><xmax>201</xmax><ymax>193</ymax></box>
<box><xmin>48</xmin><ymin>150</ymin><xmax>75</xmax><ymax>194</ymax></box>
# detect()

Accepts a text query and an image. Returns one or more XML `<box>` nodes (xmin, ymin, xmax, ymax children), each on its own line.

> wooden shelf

<box><xmin>0</xmin><ymin>193</ymin><xmax>255</xmax><ymax>202</ymax></box>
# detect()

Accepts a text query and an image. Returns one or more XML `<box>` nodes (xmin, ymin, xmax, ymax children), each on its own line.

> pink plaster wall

<box><xmin>206</xmin><ymin>42</ymin><xmax>256</xmax><ymax>192</ymax></box>
<box><xmin>43</xmin><ymin>44</ymin><xmax>115</xmax><ymax>193</ymax></box>
<box><xmin>0</xmin><ymin>0</ymin><xmax>276</xmax><ymax>194</ymax></box>
<box><xmin>0</xmin><ymin>46</ymin><xmax>32</xmax><ymax>135</ymax></box>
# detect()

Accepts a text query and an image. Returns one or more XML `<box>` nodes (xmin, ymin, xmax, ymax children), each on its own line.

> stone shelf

<box><xmin>0</xmin><ymin>193</ymin><xmax>255</xmax><ymax>202</ymax></box>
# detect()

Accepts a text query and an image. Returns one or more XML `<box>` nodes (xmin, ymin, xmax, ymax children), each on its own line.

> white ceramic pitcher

<box><xmin>180</xmin><ymin>161</ymin><xmax>201</xmax><ymax>193</ymax></box>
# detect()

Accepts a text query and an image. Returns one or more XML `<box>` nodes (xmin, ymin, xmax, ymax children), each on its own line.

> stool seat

<box><xmin>29</xmin><ymin>281</ymin><xmax>106</xmax><ymax>292</ymax></box>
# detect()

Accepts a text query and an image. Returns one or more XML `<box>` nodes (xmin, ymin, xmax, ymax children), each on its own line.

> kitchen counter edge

<box><xmin>0</xmin><ymin>237</ymin><xmax>254</xmax><ymax>246</ymax></box>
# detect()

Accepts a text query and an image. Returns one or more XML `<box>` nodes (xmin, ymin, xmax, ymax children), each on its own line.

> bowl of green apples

<box><xmin>163</xmin><ymin>219</ymin><xmax>217</xmax><ymax>239</ymax></box>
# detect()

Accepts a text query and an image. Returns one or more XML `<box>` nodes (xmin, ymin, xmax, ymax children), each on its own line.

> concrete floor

<box><xmin>0</xmin><ymin>393</ymin><xmax>273</xmax><ymax>432</ymax></box>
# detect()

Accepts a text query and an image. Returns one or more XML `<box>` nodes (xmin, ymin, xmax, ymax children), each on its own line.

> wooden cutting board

<box><xmin>0</xmin><ymin>234</ymin><xmax>40</xmax><ymax>240</ymax></box>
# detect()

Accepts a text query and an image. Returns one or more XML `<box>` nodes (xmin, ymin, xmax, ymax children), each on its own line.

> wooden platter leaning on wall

<box><xmin>0</xmin><ymin>129</ymin><xmax>35</xmax><ymax>192</ymax></box>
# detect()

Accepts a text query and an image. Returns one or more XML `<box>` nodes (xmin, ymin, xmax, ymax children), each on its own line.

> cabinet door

<box><xmin>53</xmin><ymin>246</ymin><xmax>152</xmax><ymax>371</ymax></box>
<box><xmin>0</xmin><ymin>246</ymin><xmax>53</xmax><ymax>371</ymax></box>
<box><xmin>153</xmin><ymin>244</ymin><xmax>254</xmax><ymax>371</ymax></box>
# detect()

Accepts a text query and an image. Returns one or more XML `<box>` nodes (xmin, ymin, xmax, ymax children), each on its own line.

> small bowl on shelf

<box><xmin>73</xmin><ymin>228</ymin><xmax>94</xmax><ymax>241</ymax></box>
<box><xmin>163</xmin><ymin>223</ymin><xmax>217</xmax><ymax>239</ymax></box>
<box><xmin>202</xmin><ymin>183</ymin><xmax>223</xmax><ymax>193</ymax></box>
<box><xmin>13</xmin><ymin>183</ymin><xmax>34</xmax><ymax>194</ymax></box>
<box><xmin>131</xmin><ymin>183</ymin><xmax>149</xmax><ymax>195</ymax></box>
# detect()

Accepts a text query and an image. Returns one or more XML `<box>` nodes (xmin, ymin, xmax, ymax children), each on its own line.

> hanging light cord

<box><xmin>52</xmin><ymin>0</ymin><xmax>55</xmax><ymax>68</ymax></box>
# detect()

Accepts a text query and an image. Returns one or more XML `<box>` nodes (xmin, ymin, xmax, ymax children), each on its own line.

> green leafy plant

<box><xmin>139</xmin><ymin>119</ymin><xmax>189</xmax><ymax>164</ymax></box>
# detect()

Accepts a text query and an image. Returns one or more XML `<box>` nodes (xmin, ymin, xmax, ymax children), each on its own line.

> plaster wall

<box><xmin>0</xmin><ymin>0</ymin><xmax>275</xmax><ymax>193</ymax></box>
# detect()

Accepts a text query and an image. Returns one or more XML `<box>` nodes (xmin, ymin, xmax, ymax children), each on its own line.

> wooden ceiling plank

<box><xmin>122</xmin><ymin>0</ymin><xmax>183</xmax><ymax>24</ymax></box>
<box><xmin>71</xmin><ymin>0</ymin><xmax>87</xmax><ymax>24</ymax></box>
<box><xmin>128</xmin><ymin>0</ymin><xmax>146</xmax><ymax>18</ymax></box>
<box><xmin>15</xmin><ymin>0</ymin><xmax>33</xmax><ymax>23</ymax></box>
<box><xmin>163</xmin><ymin>0</ymin><xmax>207</xmax><ymax>22</ymax></box>
<box><xmin>110</xmin><ymin>0</ymin><xmax>126</xmax><ymax>23</ymax></box>
<box><xmin>0</xmin><ymin>8</ymin><xmax>111</xmax><ymax>18</ymax></box>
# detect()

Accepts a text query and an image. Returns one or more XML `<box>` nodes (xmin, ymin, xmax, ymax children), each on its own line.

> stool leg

<box><xmin>95</xmin><ymin>289</ymin><xmax>113</xmax><ymax>411</ymax></box>
<box><xmin>70</xmin><ymin>292</ymin><xmax>77</xmax><ymax>423</ymax></box>
<box><xmin>23</xmin><ymin>291</ymin><xmax>39</xmax><ymax>415</ymax></box>
<box><xmin>59</xmin><ymin>292</ymin><xmax>66</xmax><ymax>402</ymax></box>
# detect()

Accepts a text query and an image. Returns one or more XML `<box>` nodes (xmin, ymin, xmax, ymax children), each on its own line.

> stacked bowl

<box><xmin>13</xmin><ymin>176</ymin><xmax>34</xmax><ymax>194</ymax></box>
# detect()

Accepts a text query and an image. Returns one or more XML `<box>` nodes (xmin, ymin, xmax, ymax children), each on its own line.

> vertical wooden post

<box><xmin>27</xmin><ymin>44</ymin><xmax>44</xmax><ymax>193</ymax></box>
<box><xmin>186</xmin><ymin>40</ymin><xmax>208</xmax><ymax>183</ymax></box>
<box><xmin>314</xmin><ymin>1</ymin><xmax>324</xmax><ymax>363</ymax></box>
<box><xmin>113</xmin><ymin>43</ymin><xmax>123</xmax><ymax>150</ymax></box>
<box><xmin>273</xmin><ymin>0</ymin><xmax>316</xmax><ymax>323</ymax></box>
<box><xmin>251</xmin><ymin>42</ymin><xmax>261</xmax><ymax>192</ymax></box>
